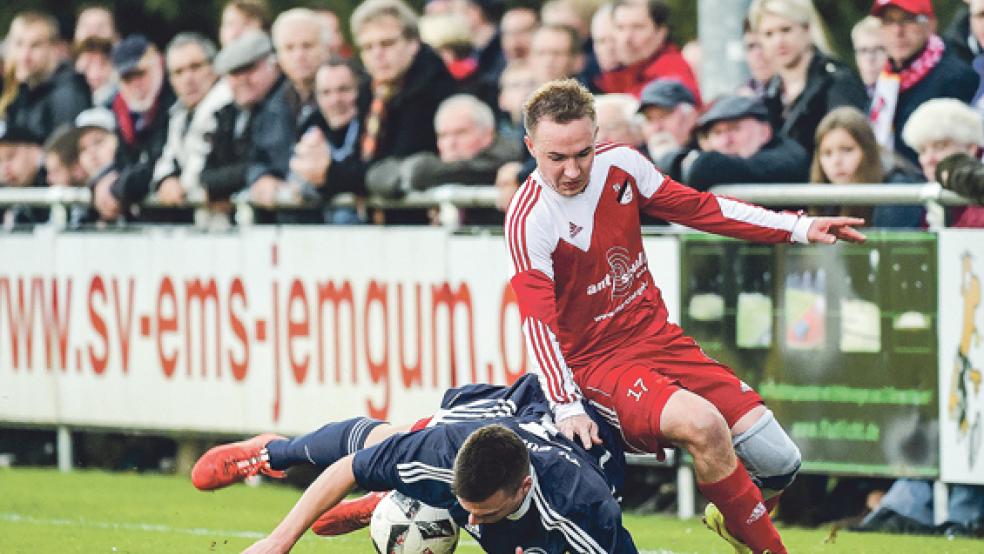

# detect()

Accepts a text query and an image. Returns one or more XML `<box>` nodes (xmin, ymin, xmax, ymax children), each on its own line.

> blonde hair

<box><xmin>351</xmin><ymin>0</ymin><xmax>419</xmax><ymax>41</ymax></box>
<box><xmin>851</xmin><ymin>15</ymin><xmax>881</xmax><ymax>46</ymax></box>
<box><xmin>747</xmin><ymin>0</ymin><xmax>830</xmax><ymax>54</ymax></box>
<box><xmin>418</xmin><ymin>13</ymin><xmax>472</xmax><ymax>51</ymax></box>
<box><xmin>902</xmin><ymin>98</ymin><xmax>984</xmax><ymax>152</ymax></box>
<box><xmin>523</xmin><ymin>78</ymin><xmax>596</xmax><ymax>135</ymax></box>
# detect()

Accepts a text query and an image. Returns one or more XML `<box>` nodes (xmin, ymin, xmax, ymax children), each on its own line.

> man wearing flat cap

<box><xmin>869</xmin><ymin>0</ymin><xmax>977</xmax><ymax>165</ymax></box>
<box><xmin>0</xmin><ymin>123</ymin><xmax>49</xmax><ymax>228</ymax></box>
<box><xmin>678</xmin><ymin>94</ymin><xmax>809</xmax><ymax>190</ymax></box>
<box><xmin>201</xmin><ymin>31</ymin><xmax>289</xmax><ymax>219</ymax></box>
<box><xmin>94</xmin><ymin>34</ymin><xmax>176</xmax><ymax>221</ymax></box>
<box><xmin>637</xmin><ymin>79</ymin><xmax>699</xmax><ymax>176</ymax></box>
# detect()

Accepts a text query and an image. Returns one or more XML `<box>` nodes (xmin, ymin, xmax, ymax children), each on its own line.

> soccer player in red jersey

<box><xmin>505</xmin><ymin>79</ymin><xmax>866</xmax><ymax>554</ymax></box>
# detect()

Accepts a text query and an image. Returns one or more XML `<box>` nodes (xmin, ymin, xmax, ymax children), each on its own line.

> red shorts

<box><xmin>578</xmin><ymin>323</ymin><xmax>762</xmax><ymax>454</ymax></box>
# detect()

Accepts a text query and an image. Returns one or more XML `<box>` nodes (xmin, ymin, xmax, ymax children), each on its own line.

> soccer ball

<box><xmin>369</xmin><ymin>490</ymin><xmax>459</xmax><ymax>554</ymax></box>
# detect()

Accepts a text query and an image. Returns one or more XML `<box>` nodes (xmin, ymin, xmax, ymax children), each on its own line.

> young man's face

<box><xmin>9</xmin><ymin>20</ymin><xmax>55</xmax><ymax>85</ymax></box>
<box><xmin>612</xmin><ymin>2</ymin><xmax>665</xmax><ymax>66</ymax></box>
<box><xmin>219</xmin><ymin>6</ymin><xmax>263</xmax><ymax>47</ymax></box>
<box><xmin>530</xmin><ymin>28</ymin><xmax>577</xmax><ymax>82</ymax></box>
<box><xmin>357</xmin><ymin>15</ymin><xmax>418</xmax><ymax>86</ymax></box>
<box><xmin>525</xmin><ymin>115</ymin><xmax>596</xmax><ymax>197</ymax></box>
<box><xmin>457</xmin><ymin>476</ymin><xmax>532</xmax><ymax>526</ymax></box>
<box><xmin>0</xmin><ymin>143</ymin><xmax>42</xmax><ymax>186</ymax></box>
<box><xmin>315</xmin><ymin>65</ymin><xmax>359</xmax><ymax>129</ymax></box>
<box><xmin>78</xmin><ymin>128</ymin><xmax>117</xmax><ymax>177</ymax></box>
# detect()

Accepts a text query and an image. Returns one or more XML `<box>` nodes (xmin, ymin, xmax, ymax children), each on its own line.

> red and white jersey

<box><xmin>505</xmin><ymin>143</ymin><xmax>812</xmax><ymax>417</ymax></box>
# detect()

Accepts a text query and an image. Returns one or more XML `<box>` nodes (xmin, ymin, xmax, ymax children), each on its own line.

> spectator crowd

<box><xmin>4</xmin><ymin>0</ymin><xmax>984</xmax><ymax>230</ymax></box>
<box><xmin>1</xmin><ymin>0</ymin><xmax>984</xmax><ymax>536</ymax></box>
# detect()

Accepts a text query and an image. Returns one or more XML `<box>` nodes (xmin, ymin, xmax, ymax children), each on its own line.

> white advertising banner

<box><xmin>938</xmin><ymin>230</ymin><xmax>984</xmax><ymax>485</ymax></box>
<box><xmin>0</xmin><ymin>228</ymin><xmax>679</xmax><ymax>436</ymax></box>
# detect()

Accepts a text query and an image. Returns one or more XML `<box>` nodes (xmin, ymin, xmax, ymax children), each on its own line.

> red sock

<box><xmin>699</xmin><ymin>464</ymin><xmax>786</xmax><ymax>554</ymax></box>
<box><xmin>764</xmin><ymin>494</ymin><xmax>781</xmax><ymax>514</ymax></box>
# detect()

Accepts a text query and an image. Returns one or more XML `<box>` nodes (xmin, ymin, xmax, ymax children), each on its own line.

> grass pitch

<box><xmin>0</xmin><ymin>468</ymin><xmax>980</xmax><ymax>553</ymax></box>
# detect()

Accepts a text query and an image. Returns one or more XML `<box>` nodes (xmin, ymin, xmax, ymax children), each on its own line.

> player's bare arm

<box><xmin>243</xmin><ymin>454</ymin><xmax>358</xmax><ymax>554</ymax></box>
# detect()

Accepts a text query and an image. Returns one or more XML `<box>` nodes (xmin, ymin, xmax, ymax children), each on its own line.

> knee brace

<box><xmin>732</xmin><ymin>409</ymin><xmax>801</xmax><ymax>495</ymax></box>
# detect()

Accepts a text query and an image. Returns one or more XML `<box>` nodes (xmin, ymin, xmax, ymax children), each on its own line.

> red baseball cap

<box><xmin>870</xmin><ymin>0</ymin><xmax>934</xmax><ymax>18</ymax></box>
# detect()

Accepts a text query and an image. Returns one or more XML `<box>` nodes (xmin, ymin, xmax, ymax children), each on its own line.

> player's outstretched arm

<box><xmin>805</xmin><ymin>216</ymin><xmax>866</xmax><ymax>244</ymax></box>
<box><xmin>243</xmin><ymin>455</ymin><xmax>358</xmax><ymax>554</ymax></box>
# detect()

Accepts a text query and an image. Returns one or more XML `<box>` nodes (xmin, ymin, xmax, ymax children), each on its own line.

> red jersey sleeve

<box><xmin>626</xmin><ymin>148</ymin><xmax>813</xmax><ymax>243</ymax></box>
<box><xmin>505</xmin><ymin>180</ymin><xmax>584</xmax><ymax>415</ymax></box>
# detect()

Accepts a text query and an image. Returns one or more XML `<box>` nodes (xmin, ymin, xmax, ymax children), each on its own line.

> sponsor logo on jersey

<box><xmin>746</xmin><ymin>501</ymin><xmax>767</xmax><ymax>525</ymax></box>
<box><xmin>613</xmin><ymin>179</ymin><xmax>633</xmax><ymax>204</ymax></box>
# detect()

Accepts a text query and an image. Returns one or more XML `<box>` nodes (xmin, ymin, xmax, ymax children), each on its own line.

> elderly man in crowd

<box><xmin>365</xmin><ymin>93</ymin><xmax>521</xmax><ymax>197</ymax></box>
<box><xmin>637</xmin><ymin>79</ymin><xmax>699</xmax><ymax>172</ymax></box>
<box><xmin>239</xmin><ymin>8</ymin><xmax>332</xmax><ymax>216</ymax></box>
<box><xmin>597</xmin><ymin>0</ymin><xmax>701</xmax><ymax>102</ymax></box>
<box><xmin>92</xmin><ymin>35</ymin><xmax>175</xmax><ymax>221</ymax></box>
<box><xmin>152</xmin><ymin>33</ymin><xmax>233</xmax><ymax>208</ymax></box>
<box><xmin>676</xmin><ymin>95</ymin><xmax>809</xmax><ymax>190</ymax></box>
<box><xmin>3</xmin><ymin>11</ymin><xmax>91</xmax><ymax>141</ymax></box>
<box><xmin>200</xmin><ymin>32</ymin><xmax>285</xmax><ymax>219</ymax></box>
<box><xmin>595</xmin><ymin>93</ymin><xmax>645</xmax><ymax>148</ymax></box>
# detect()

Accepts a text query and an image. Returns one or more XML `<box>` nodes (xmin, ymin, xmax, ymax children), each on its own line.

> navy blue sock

<box><xmin>266</xmin><ymin>417</ymin><xmax>385</xmax><ymax>470</ymax></box>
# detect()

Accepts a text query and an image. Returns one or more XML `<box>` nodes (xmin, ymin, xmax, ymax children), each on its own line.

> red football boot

<box><xmin>191</xmin><ymin>433</ymin><xmax>287</xmax><ymax>491</ymax></box>
<box><xmin>311</xmin><ymin>491</ymin><xmax>388</xmax><ymax>536</ymax></box>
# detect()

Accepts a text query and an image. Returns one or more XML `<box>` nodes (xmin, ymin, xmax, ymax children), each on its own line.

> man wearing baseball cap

<box><xmin>869</xmin><ymin>0</ymin><xmax>977</xmax><ymax>165</ymax></box>
<box><xmin>637</xmin><ymin>79</ymin><xmax>699</xmax><ymax>172</ymax></box>
<box><xmin>94</xmin><ymin>34</ymin><xmax>176</xmax><ymax>222</ymax></box>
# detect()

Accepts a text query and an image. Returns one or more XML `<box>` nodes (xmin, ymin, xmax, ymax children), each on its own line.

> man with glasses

<box><xmin>152</xmin><ymin>33</ymin><xmax>232</xmax><ymax>209</ymax></box>
<box><xmin>869</xmin><ymin>0</ymin><xmax>977</xmax><ymax>164</ymax></box>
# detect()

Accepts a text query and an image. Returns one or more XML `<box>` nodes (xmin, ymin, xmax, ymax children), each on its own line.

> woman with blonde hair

<box><xmin>811</xmin><ymin>106</ymin><xmax>923</xmax><ymax>227</ymax></box>
<box><xmin>748</xmin><ymin>0</ymin><xmax>867</xmax><ymax>156</ymax></box>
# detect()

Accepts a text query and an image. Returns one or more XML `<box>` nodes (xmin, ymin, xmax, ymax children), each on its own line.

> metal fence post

<box><xmin>677</xmin><ymin>464</ymin><xmax>696</xmax><ymax>519</ymax></box>
<box><xmin>56</xmin><ymin>425</ymin><xmax>72</xmax><ymax>472</ymax></box>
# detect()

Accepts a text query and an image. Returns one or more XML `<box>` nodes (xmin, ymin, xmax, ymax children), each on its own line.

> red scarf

<box><xmin>869</xmin><ymin>34</ymin><xmax>945</xmax><ymax>151</ymax></box>
<box><xmin>111</xmin><ymin>93</ymin><xmax>161</xmax><ymax>147</ymax></box>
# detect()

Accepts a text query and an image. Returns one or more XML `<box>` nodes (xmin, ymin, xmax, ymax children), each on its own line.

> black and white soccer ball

<box><xmin>369</xmin><ymin>491</ymin><xmax>459</xmax><ymax>554</ymax></box>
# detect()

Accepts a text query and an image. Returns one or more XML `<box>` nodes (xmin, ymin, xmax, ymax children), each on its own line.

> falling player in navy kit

<box><xmin>193</xmin><ymin>375</ymin><xmax>636</xmax><ymax>553</ymax></box>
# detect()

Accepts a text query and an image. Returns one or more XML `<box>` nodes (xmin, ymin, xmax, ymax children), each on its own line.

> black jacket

<box><xmin>365</xmin><ymin>133</ymin><xmax>522</xmax><ymax>198</ymax></box>
<box><xmin>201</xmin><ymin>102</ymin><xmax>251</xmax><ymax>201</ymax></box>
<box><xmin>682</xmin><ymin>134</ymin><xmax>810</xmax><ymax>191</ymax></box>
<box><xmin>891</xmin><ymin>47</ymin><xmax>979</xmax><ymax>165</ymax></box>
<box><xmin>5</xmin><ymin>61</ymin><xmax>91</xmax><ymax>142</ymax></box>
<box><xmin>109</xmin><ymin>82</ymin><xmax>176</xmax><ymax>207</ymax></box>
<box><xmin>944</xmin><ymin>6</ymin><xmax>979</xmax><ymax>64</ymax></box>
<box><xmin>358</xmin><ymin>44</ymin><xmax>457</xmax><ymax>162</ymax></box>
<box><xmin>763</xmin><ymin>49</ymin><xmax>868</xmax><ymax>156</ymax></box>
<box><xmin>246</xmin><ymin>77</ymin><xmax>295</xmax><ymax>186</ymax></box>
<box><xmin>299</xmin><ymin>111</ymin><xmax>368</xmax><ymax>200</ymax></box>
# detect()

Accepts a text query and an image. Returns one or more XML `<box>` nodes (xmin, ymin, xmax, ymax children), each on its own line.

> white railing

<box><xmin>0</xmin><ymin>182</ymin><xmax>971</xmax><ymax>229</ymax></box>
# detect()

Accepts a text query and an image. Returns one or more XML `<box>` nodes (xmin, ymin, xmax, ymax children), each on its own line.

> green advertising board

<box><xmin>679</xmin><ymin>232</ymin><xmax>938</xmax><ymax>477</ymax></box>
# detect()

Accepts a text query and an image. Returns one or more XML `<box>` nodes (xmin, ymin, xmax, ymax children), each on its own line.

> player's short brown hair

<box><xmin>523</xmin><ymin>79</ymin><xmax>596</xmax><ymax>136</ymax></box>
<box><xmin>451</xmin><ymin>424</ymin><xmax>530</xmax><ymax>502</ymax></box>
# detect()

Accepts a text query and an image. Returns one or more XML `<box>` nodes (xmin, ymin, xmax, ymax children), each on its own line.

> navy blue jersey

<box><xmin>351</xmin><ymin>396</ymin><xmax>637</xmax><ymax>553</ymax></box>
<box><xmin>434</xmin><ymin>375</ymin><xmax>627</xmax><ymax>496</ymax></box>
